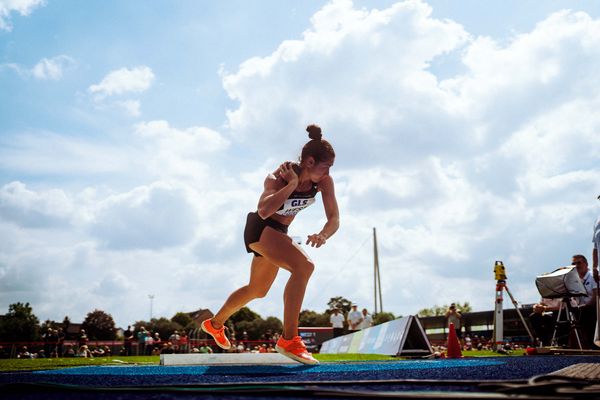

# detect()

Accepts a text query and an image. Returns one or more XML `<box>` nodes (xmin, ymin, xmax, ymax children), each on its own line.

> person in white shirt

<box><xmin>358</xmin><ymin>308</ymin><xmax>373</xmax><ymax>330</ymax></box>
<box><xmin>445</xmin><ymin>303</ymin><xmax>462</xmax><ymax>339</ymax></box>
<box><xmin>572</xmin><ymin>254</ymin><xmax>598</xmax><ymax>348</ymax></box>
<box><xmin>592</xmin><ymin>206</ymin><xmax>600</xmax><ymax>284</ymax></box>
<box><xmin>347</xmin><ymin>304</ymin><xmax>362</xmax><ymax>332</ymax></box>
<box><xmin>329</xmin><ymin>308</ymin><xmax>345</xmax><ymax>337</ymax></box>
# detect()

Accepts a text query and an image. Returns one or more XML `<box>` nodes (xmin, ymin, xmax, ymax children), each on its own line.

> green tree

<box><xmin>299</xmin><ymin>309</ymin><xmax>330</xmax><ymax>327</ymax></box>
<box><xmin>134</xmin><ymin>318</ymin><xmax>183</xmax><ymax>341</ymax></box>
<box><xmin>327</xmin><ymin>296</ymin><xmax>353</xmax><ymax>314</ymax></box>
<box><xmin>417</xmin><ymin>302</ymin><xmax>472</xmax><ymax>317</ymax></box>
<box><xmin>229</xmin><ymin>307</ymin><xmax>261</xmax><ymax>324</ymax></box>
<box><xmin>262</xmin><ymin>316</ymin><xmax>283</xmax><ymax>334</ymax></box>
<box><xmin>417</xmin><ymin>305</ymin><xmax>446</xmax><ymax>317</ymax></box>
<box><xmin>40</xmin><ymin>319</ymin><xmax>59</xmax><ymax>332</ymax></box>
<box><xmin>0</xmin><ymin>302</ymin><xmax>40</xmax><ymax>341</ymax></box>
<box><xmin>81</xmin><ymin>309</ymin><xmax>116</xmax><ymax>340</ymax></box>
<box><xmin>171</xmin><ymin>312</ymin><xmax>192</xmax><ymax>329</ymax></box>
<box><xmin>373</xmin><ymin>312</ymin><xmax>396</xmax><ymax>326</ymax></box>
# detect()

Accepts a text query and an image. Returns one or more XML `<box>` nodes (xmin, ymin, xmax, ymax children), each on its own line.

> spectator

<box><xmin>50</xmin><ymin>329</ymin><xmax>59</xmax><ymax>358</ymax></box>
<box><xmin>329</xmin><ymin>308</ymin><xmax>344</xmax><ymax>337</ymax></box>
<box><xmin>347</xmin><ymin>304</ymin><xmax>362</xmax><ymax>332</ymax></box>
<box><xmin>63</xmin><ymin>344</ymin><xmax>75</xmax><ymax>358</ymax></box>
<box><xmin>593</xmin><ymin>202</ymin><xmax>600</xmax><ymax>347</ymax></box>
<box><xmin>137</xmin><ymin>327</ymin><xmax>147</xmax><ymax>356</ymax></box>
<box><xmin>91</xmin><ymin>346</ymin><xmax>105</xmax><ymax>357</ymax></box>
<box><xmin>572</xmin><ymin>254</ymin><xmax>598</xmax><ymax>348</ymax></box>
<box><xmin>17</xmin><ymin>346</ymin><xmax>31</xmax><ymax>359</ymax></box>
<box><xmin>78</xmin><ymin>345</ymin><xmax>92</xmax><ymax>358</ymax></box>
<box><xmin>241</xmin><ymin>331</ymin><xmax>249</xmax><ymax>343</ymax></box>
<box><xmin>153</xmin><ymin>332</ymin><xmax>162</xmax><ymax>348</ymax></box>
<box><xmin>445</xmin><ymin>303</ymin><xmax>462</xmax><ymax>339</ymax></box>
<box><xmin>43</xmin><ymin>328</ymin><xmax>53</xmax><ymax>358</ymax></box>
<box><xmin>145</xmin><ymin>331</ymin><xmax>155</xmax><ymax>355</ymax></box>
<box><xmin>57</xmin><ymin>328</ymin><xmax>65</xmax><ymax>357</ymax></box>
<box><xmin>464</xmin><ymin>335</ymin><xmax>472</xmax><ymax>350</ymax></box>
<box><xmin>78</xmin><ymin>329</ymin><xmax>89</xmax><ymax>348</ymax></box>
<box><xmin>169</xmin><ymin>330</ymin><xmax>180</xmax><ymax>353</ymax></box>
<box><xmin>179</xmin><ymin>331</ymin><xmax>189</xmax><ymax>353</ymax></box>
<box><xmin>123</xmin><ymin>325</ymin><xmax>134</xmax><ymax>356</ymax></box>
<box><xmin>236</xmin><ymin>342</ymin><xmax>245</xmax><ymax>353</ymax></box>
<box><xmin>358</xmin><ymin>308</ymin><xmax>373</xmax><ymax>330</ymax></box>
<box><xmin>593</xmin><ymin>196</ymin><xmax>600</xmax><ymax>284</ymax></box>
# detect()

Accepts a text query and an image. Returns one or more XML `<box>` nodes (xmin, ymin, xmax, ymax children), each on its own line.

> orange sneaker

<box><xmin>201</xmin><ymin>319</ymin><xmax>231</xmax><ymax>350</ymax></box>
<box><xmin>276</xmin><ymin>336</ymin><xmax>319</xmax><ymax>365</ymax></box>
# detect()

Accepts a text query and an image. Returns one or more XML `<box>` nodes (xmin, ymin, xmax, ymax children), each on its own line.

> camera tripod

<box><xmin>550</xmin><ymin>297</ymin><xmax>583</xmax><ymax>350</ymax></box>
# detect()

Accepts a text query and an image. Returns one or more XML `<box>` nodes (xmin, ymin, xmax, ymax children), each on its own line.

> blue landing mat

<box><xmin>1</xmin><ymin>356</ymin><xmax>599</xmax><ymax>387</ymax></box>
<box><xmin>34</xmin><ymin>358</ymin><xmax>504</xmax><ymax>376</ymax></box>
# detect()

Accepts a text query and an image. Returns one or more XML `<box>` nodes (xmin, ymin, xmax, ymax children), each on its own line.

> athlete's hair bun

<box><xmin>306</xmin><ymin>124</ymin><xmax>322</xmax><ymax>141</ymax></box>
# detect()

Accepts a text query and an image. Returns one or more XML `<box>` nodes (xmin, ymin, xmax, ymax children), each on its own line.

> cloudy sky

<box><xmin>1</xmin><ymin>0</ymin><xmax>600</xmax><ymax>328</ymax></box>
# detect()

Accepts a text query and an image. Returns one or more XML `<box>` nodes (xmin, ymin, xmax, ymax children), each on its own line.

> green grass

<box><xmin>0</xmin><ymin>356</ymin><xmax>157</xmax><ymax>372</ymax></box>
<box><xmin>0</xmin><ymin>350</ymin><xmax>519</xmax><ymax>372</ymax></box>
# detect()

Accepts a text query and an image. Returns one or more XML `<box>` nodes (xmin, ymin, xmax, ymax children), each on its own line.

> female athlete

<box><xmin>201</xmin><ymin>124</ymin><xmax>339</xmax><ymax>364</ymax></box>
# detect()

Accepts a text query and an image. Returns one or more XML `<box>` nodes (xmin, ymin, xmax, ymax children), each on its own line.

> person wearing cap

<box><xmin>592</xmin><ymin>197</ymin><xmax>600</xmax><ymax>283</ymax></box>
<box><xmin>347</xmin><ymin>304</ymin><xmax>363</xmax><ymax>332</ymax></box>
<box><xmin>571</xmin><ymin>254</ymin><xmax>597</xmax><ymax>349</ymax></box>
<box><xmin>445</xmin><ymin>303</ymin><xmax>462</xmax><ymax>339</ymax></box>
<box><xmin>592</xmin><ymin>196</ymin><xmax>600</xmax><ymax>347</ymax></box>
<box><xmin>329</xmin><ymin>308</ymin><xmax>344</xmax><ymax>337</ymax></box>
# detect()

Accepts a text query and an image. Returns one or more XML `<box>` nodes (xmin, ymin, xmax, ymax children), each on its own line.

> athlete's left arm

<box><xmin>306</xmin><ymin>176</ymin><xmax>339</xmax><ymax>248</ymax></box>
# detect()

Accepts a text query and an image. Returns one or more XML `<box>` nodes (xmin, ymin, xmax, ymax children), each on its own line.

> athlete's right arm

<box><xmin>256</xmin><ymin>163</ymin><xmax>298</xmax><ymax>219</ymax></box>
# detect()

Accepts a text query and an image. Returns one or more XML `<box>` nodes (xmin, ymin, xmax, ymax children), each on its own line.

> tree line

<box><xmin>0</xmin><ymin>297</ymin><xmax>400</xmax><ymax>342</ymax></box>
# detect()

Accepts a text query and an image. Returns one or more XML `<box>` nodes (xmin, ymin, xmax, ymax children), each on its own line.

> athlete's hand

<box><xmin>306</xmin><ymin>233</ymin><xmax>327</xmax><ymax>248</ymax></box>
<box><xmin>278</xmin><ymin>162</ymin><xmax>299</xmax><ymax>186</ymax></box>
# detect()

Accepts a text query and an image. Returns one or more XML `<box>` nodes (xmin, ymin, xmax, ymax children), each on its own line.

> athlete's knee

<box><xmin>253</xmin><ymin>286</ymin><xmax>270</xmax><ymax>299</ymax></box>
<box><xmin>245</xmin><ymin>284</ymin><xmax>270</xmax><ymax>299</ymax></box>
<box><xmin>293</xmin><ymin>259</ymin><xmax>315</xmax><ymax>278</ymax></box>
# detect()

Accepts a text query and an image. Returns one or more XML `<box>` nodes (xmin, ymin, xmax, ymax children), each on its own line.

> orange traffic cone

<box><xmin>447</xmin><ymin>322</ymin><xmax>463</xmax><ymax>359</ymax></box>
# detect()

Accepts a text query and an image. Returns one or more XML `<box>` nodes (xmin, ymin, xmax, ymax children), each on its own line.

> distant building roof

<box><xmin>187</xmin><ymin>309</ymin><xmax>213</xmax><ymax>327</ymax></box>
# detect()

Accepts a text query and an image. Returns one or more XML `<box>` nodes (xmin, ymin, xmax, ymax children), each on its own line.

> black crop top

<box><xmin>275</xmin><ymin>182</ymin><xmax>319</xmax><ymax>217</ymax></box>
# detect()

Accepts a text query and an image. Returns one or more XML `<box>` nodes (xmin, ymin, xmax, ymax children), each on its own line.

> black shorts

<box><xmin>244</xmin><ymin>212</ymin><xmax>289</xmax><ymax>257</ymax></box>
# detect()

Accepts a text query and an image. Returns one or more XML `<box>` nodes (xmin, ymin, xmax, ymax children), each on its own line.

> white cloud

<box><xmin>135</xmin><ymin>120</ymin><xmax>230</xmax><ymax>154</ymax></box>
<box><xmin>0</xmin><ymin>181</ymin><xmax>74</xmax><ymax>228</ymax></box>
<box><xmin>31</xmin><ymin>55</ymin><xmax>76</xmax><ymax>80</ymax></box>
<box><xmin>222</xmin><ymin>0</ymin><xmax>470</xmax><ymax>162</ymax></box>
<box><xmin>0</xmin><ymin>55</ymin><xmax>75</xmax><ymax>80</ymax></box>
<box><xmin>0</xmin><ymin>0</ymin><xmax>45</xmax><ymax>31</ymax></box>
<box><xmin>89</xmin><ymin>66</ymin><xmax>155</xmax><ymax>98</ymax></box>
<box><xmin>89</xmin><ymin>182</ymin><xmax>198</xmax><ymax>250</ymax></box>
<box><xmin>116</xmin><ymin>99</ymin><xmax>141</xmax><ymax>117</ymax></box>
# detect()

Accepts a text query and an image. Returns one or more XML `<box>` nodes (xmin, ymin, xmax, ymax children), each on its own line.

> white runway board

<box><xmin>160</xmin><ymin>353</ymin><xmax>298</xmax><ymax>366</ymax></box>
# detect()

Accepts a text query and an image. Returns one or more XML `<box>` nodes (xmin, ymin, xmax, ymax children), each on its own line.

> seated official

<box><xmin>529</xmin><ymin>297</ymin><xmax>563</xmax><ymax>346</ymax></box>
<box><xmin>571</xmin><ymin>254</ymin><xmax>598</xmax><ymax>349</ymax></box>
